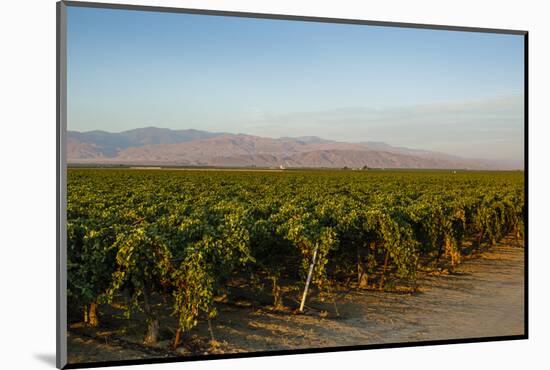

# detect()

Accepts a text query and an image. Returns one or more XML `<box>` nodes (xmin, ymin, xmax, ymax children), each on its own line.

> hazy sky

<box><xmin>67</xmin><ymin>6</ymin><xmax>525</xmax><ymax>161</ymax></box>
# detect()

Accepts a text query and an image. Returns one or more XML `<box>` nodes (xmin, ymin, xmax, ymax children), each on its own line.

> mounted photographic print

<box><xmin>56</xmin><ymin>1</ymin><xmax>528</xmax><ymax>368</ymax></box>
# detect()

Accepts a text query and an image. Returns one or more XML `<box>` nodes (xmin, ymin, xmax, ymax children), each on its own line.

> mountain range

<box><xmin>67</xmin><ymin>127</ymin><xmax>521</xmax><ymax>170</ymax></box>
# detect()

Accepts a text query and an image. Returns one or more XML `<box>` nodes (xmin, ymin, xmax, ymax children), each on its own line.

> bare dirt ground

<box><xmin>67</xmin><ymin>236</ymin><xmax>524</xmax><ymax>364</ymax></box>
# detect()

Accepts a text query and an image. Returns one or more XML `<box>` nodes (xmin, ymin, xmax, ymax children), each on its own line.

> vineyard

<box><xmin>67</xmin><ymin>168</ymin><xmax>524</xmax><ymax>352</ymax></box>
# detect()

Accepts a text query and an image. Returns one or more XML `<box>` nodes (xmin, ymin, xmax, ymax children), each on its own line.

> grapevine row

<box><xmin>67</xmin><ymin>169</ymin><xmax>524</xmax><ymax>348</ymax></box>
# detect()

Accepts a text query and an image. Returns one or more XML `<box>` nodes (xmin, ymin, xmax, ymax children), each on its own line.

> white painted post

<box><xmin>299</xmin><ymin>244</ymin><xmax>319</xmax><ymax>313</ymax></box>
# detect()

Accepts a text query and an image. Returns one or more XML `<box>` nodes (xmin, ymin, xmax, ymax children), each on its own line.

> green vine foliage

<box><xmin>67</xmin><ymin>169</ymin><xmax>524</xmax><ymax>344</ymax></box>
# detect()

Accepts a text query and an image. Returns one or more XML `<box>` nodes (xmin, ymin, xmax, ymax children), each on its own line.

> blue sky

<box><xmin>67</xmin><ymin>6</ymin><xmax>524</xmax><ymax>161</ymax></box>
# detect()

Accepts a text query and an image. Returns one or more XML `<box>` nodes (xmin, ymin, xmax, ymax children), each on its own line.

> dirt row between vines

<box><xmin>67</xmin><ymin>236</ymin><xmax>525</xmax><ymax>364</ymax></box>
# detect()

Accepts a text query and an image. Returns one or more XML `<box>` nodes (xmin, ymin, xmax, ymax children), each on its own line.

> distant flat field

<box><xmin>130</xmin><ymin>167</ymin><xmax>286</xmax><ymax>172</ymax></box>
<box><xmin>68</xmin><ymin>165</ymin><xmax>522</xmax><ymax>173</ymax></box>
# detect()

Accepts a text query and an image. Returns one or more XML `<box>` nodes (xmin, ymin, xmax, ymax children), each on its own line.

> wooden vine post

<box><xmin>299</xmin><ymin>244</ymin><xmax>319</xmax><ymax>313</ymax></box>
<box><xmin>379</xmin><ymin>250</ymin><xmax>390</xmax><ymax>290</ymax></box>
